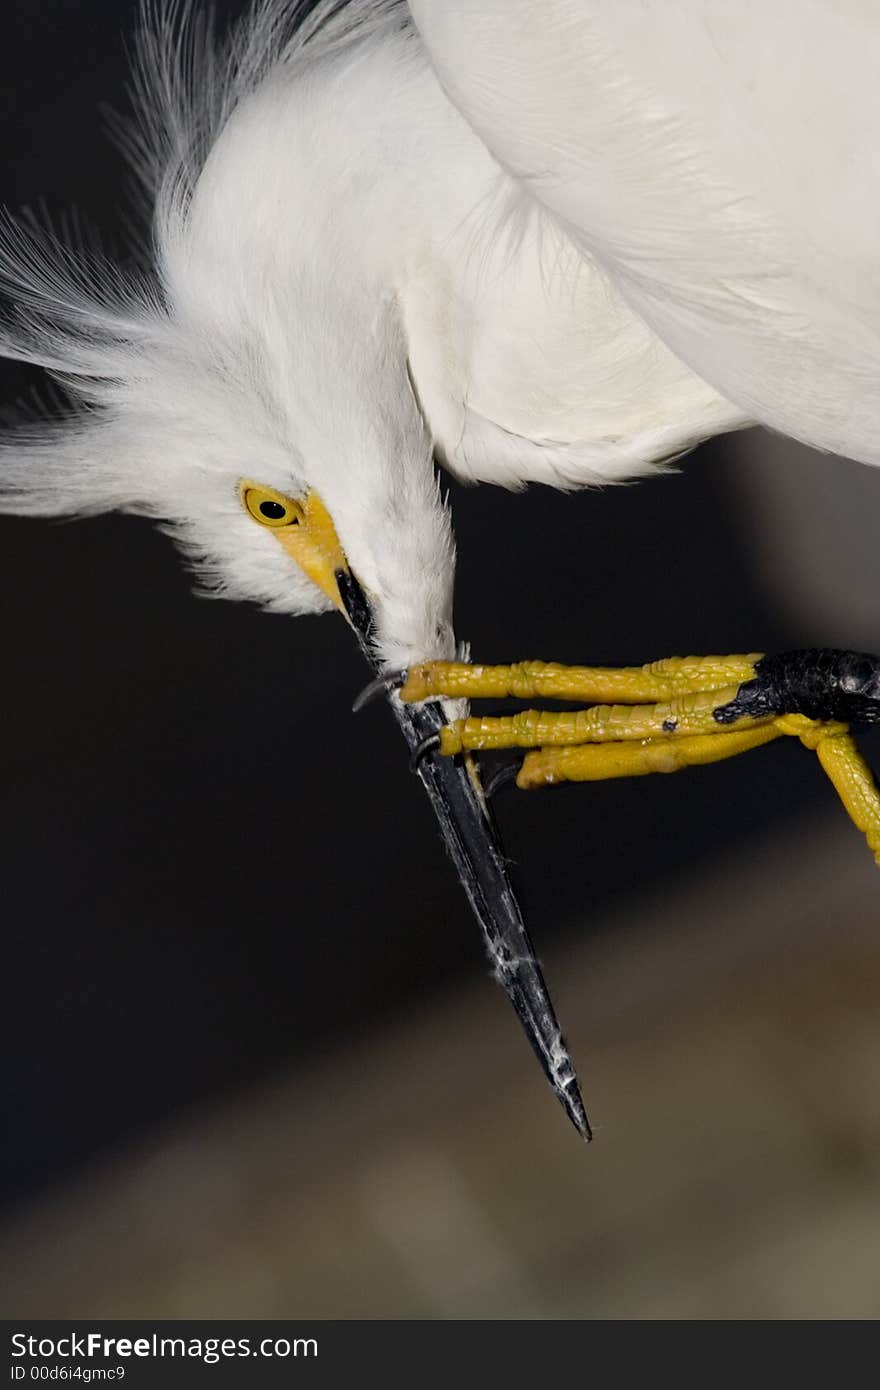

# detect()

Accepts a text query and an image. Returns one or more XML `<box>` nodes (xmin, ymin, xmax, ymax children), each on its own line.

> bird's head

<box><xmin>0</xmin><ymin>0</ymin><xmax>462</xmax><ymax>670</ymax></box>
<box><xmin>0</xmin><ymin>205</ymin><xmax>457</xmax><ymax>670</ymax></box>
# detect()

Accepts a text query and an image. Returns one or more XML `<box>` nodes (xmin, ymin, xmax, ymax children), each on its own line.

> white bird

<box><xmin>3</xmin><ymin>0</ymin><xmax>879</xmax><ymax>1136</ymax></box>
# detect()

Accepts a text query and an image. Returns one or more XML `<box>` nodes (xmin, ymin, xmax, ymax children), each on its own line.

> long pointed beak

<box><xmin>338</xmin><ymin>571</ymin><xmax>591</xmax><ymax>1141</ymax></box>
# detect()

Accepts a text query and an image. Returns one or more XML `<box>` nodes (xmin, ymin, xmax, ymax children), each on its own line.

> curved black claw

<box><xmin>410</xmin><ymin>732</ymin><xmax>441</xmax><ymax>772</ymax></box>
<box><xmin>352</xmin><ymin>668</ymin><xmax>407</xmax><ymax>713</ymax></box>
<box><xmin>483</xmin><ymin>754</ymin><xmax>524</xmax><ymax>800</ymax></box>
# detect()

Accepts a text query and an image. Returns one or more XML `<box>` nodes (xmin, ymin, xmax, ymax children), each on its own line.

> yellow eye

<box><xmin>241</xmin><ymin>481</ymin><xmax>304</xmax><ymax>528</ymax></box>
<box><xmin>238</xmin><ymin>478</ymin><xmax>349</xmax><ymax>614</ymax></box>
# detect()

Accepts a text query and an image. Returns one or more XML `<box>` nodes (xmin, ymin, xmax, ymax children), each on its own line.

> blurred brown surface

<box><xmin>3</xmin><ymin>809</ymin><xmax>879</xmax><ymax>1319</ymax></box>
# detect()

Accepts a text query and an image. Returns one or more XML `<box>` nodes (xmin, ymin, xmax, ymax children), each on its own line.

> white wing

<box><xmin>409</xmin><ymin>0</ymin><xmax>880</xmax><ymax>467</ymax></box>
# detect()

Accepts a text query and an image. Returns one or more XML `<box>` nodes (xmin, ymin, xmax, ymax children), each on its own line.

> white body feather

<box><xmin>410</xmin><ymin>0</ymin><xmax>880</xmax><ymax>468</ymax></box>
<box><xmin>0</xmin><ymin>1</ymin><xmax>872</xmax><ymax>663</ymax></box>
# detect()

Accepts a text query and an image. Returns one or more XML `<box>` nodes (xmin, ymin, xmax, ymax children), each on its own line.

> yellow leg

<box><xmin>402</xmin><ymin>654</ymin><xmax>762</xmax><ymax>706</ymax></box>
<box><xmin>437</xmin><ymin>687</ymin><xmax>769</xmax><ymax>755</ymax></box>
<box><xmin>778</xmin><ymin>718</ymin><xmax>880</xmax><ymax>866</ymax></box>
<box><xmin>815</xmin><ymin>736</ymin><xmax>880</xmax><ymax>865</ymax></box>
<box><xmin>515</xmin><ymin>725</ymin><xmax>785</xmax><ymax>788</ymax></box>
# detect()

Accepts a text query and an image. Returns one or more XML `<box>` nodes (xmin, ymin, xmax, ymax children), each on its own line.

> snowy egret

<box><xmin>2</xmin><ymin>1</ymin><xmax>880</xmax><ymax>1138</ymax></box>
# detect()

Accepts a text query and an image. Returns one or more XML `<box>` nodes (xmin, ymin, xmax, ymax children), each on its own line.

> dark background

<box><xmin>2</xmin><ymin>1</ymin><xmax>876</xmax><ymax>1218</ymax></box>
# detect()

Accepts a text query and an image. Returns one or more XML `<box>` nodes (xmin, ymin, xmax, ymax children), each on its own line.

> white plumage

<box><xmin>410</xmin><ymin>0</ymin><xmax>880</xmax><ymax>467</ymax></box>
<box><xmin>0</xmin><ymin>0</ymin><xmax>875</xmax><ymax>667</ymax></box>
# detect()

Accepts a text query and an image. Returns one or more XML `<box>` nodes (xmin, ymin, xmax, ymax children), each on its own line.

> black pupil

<box><xmin>259</xmin><ymin>500</ymin><xmax>287</xmax><ymax>520</ymax></box>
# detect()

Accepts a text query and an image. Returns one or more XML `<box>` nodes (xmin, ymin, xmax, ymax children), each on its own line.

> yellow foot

<box><xmin>400</xmin><ymin>653</ymin><xmax>880</xmax><ymax>868</ymax></box>
<box><xmin>401</xmin><ymin>654</ymin><xmax>763</xmax><ymax>705</ymax></box>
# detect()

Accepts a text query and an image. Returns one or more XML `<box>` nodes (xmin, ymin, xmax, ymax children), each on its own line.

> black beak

<box><xmin>338</xmin><ymin>570</ymin><xmax>591</xmax><ymax>1141</ymax></box>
